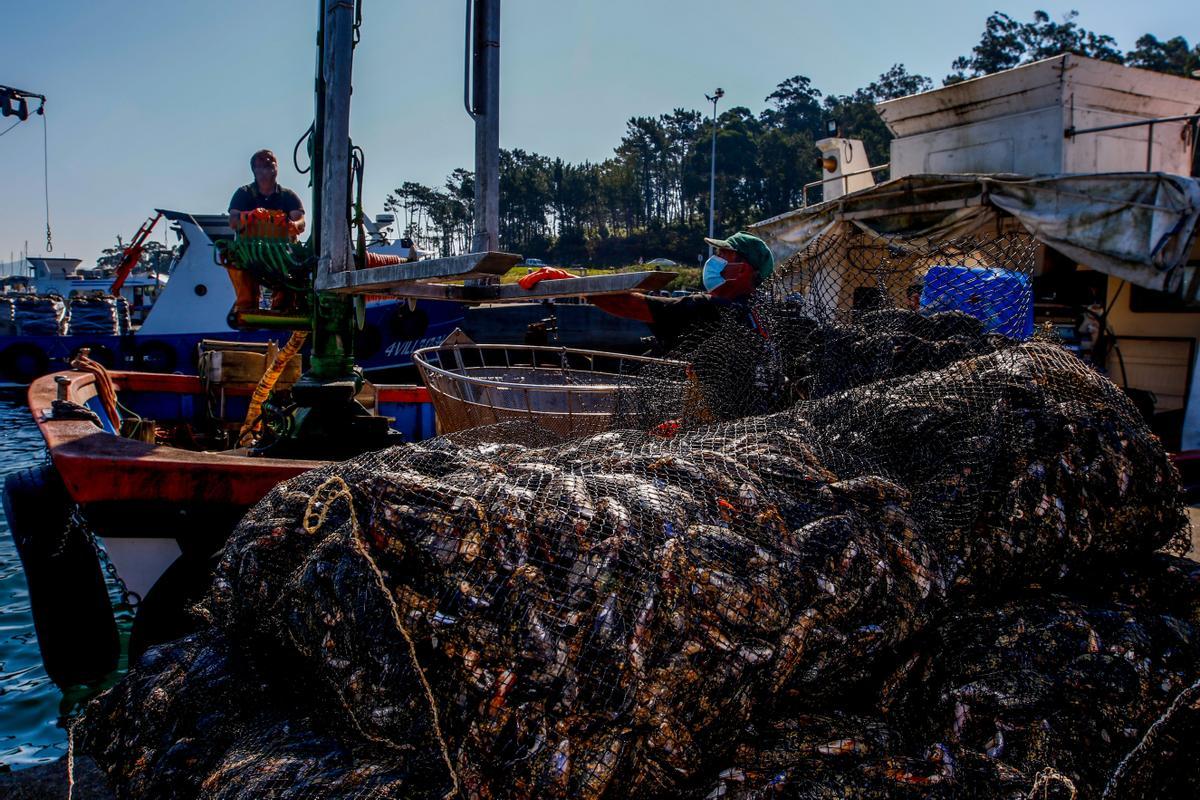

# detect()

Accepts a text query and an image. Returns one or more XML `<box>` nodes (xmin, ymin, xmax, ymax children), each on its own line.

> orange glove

<box><xmin>237</xmin><ymin>209</ymin><xmax>291</xmax><ymax>239</ymax></box>
<box><xmin>517</xmin><ymin>266</ymin><xmax>575</xmax><ymax>289</ymax></box>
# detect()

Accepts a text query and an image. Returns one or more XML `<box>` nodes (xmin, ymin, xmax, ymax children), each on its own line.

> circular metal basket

<box><xmin>414</xmin><ymin>343</ymin><xmax>683</xmax><ymax>438</ymax></box>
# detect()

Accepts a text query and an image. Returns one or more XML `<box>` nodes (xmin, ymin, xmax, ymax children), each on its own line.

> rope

<box><xmin>359</xmin><ymin>530</ymin><xmax>462</xmax><ymax>799</ymax></box>
<box><xmin>66</xmin><ymin>719</ymin><xmax>75</xmax><ymax>800</ymax></box>
<box><xmin>1101</xmin><ymin>675</ymin><xmax>1200</xmax><ymax>799</ymax></box>
<box><xmin>298</xmin><ymin>477</ymin><xmax>462</xmax><ymax>796</ymax></box>
<box><xmin>0</xmin><ymin>97</ymin><xmax>51</xmax><ymax>249</ymax></box>
<box><xmin>70</xmin><ymin>350</ymin><xmax>119</xmax><ymax>427</ymax></box>
<box><xmin>1028</xmin><ymin>766</ymin><xmax>1076</xmax><ymax>799</ymax></box>
<box><xmin>302</xmin><ymin>476</ymin><xmax>357</xmax><ymax>535</ymax></box>
<box><xmin>42</xmin><ymin>109</ymin><xmax>51</xmax><ymax>252</ymax></box>
<box><xmin>238</xmin><ymin>331</ymin><xmax>308</xmax><ymax>446</ymax></box>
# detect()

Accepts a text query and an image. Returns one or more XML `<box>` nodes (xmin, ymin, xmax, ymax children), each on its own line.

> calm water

<box><xmin>0</xmin><ymin>391</ymin><xmax>128</xmax><ymax>771</ymax></box>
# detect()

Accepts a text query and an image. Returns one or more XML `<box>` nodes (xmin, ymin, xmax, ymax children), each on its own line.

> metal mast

<box><xmin>467</xmin><ymin>0</ymin><xmax>501</xmax><ymax>252</ymax></box>
<box><xmin>316</xmin><ymin>0</ymin><xmax>355</xmax><ymax>300</ymax></box>
<box><xmin>705</xmin><ymin>87</ymin><xmax>724</xmax><ymax>253</ymax></box>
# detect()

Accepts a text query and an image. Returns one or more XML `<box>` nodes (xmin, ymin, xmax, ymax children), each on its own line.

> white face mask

<box><xmin>702</xmin><ymin>255</ymin><xmax>728</xmax><ymax>292</ymax></box>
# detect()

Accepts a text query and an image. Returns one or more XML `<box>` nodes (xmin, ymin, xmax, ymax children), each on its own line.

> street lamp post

<box><xmin>705</xmin><ymin>88</ymin><xmax>724</xmax><ymax>254</ymax></box>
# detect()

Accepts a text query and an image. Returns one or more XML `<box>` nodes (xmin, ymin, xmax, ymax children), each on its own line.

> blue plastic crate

<box><xmin>920</xmin><ymin>265</ymin><xmax>1033</xmax><ymax>340</ymax></box>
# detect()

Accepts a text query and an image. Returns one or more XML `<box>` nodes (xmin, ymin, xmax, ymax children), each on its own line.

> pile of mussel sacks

<box><xmin>11</xmin><ymin>293</ymin><xmax>67</xmax><ymax>335</ymax></box>
<box><xmin>81</xmin><ymin>316</ymin><xmax>1200</xmax><ymax>799</ymax></box>
<box><xmin>66</xmin><ymin>294</ymin><xmax>131</xmax><ymax>335</ymax></box>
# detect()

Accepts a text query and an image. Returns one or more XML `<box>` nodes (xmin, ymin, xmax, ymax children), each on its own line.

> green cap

<box><xmin>704</xmin><ymin>231</ymin><xmax>775</xmax><ymax>283</ymax></box>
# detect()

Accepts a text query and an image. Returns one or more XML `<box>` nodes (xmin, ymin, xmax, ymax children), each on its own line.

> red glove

<box><xmin>651</xmin><ymin>419</ymin><xmax>682</xmax><ymax>438</ymax></box>
<box><xmin>518</xmin><ymin>266</ymin><xmax>575</xmax><ymax>289</ymax></box>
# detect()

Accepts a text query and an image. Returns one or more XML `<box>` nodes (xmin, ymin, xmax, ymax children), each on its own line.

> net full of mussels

<box><xmin>79</xmin><ymin>303</ymin><xmax>1196</xmax><ymax>799</ymax></box>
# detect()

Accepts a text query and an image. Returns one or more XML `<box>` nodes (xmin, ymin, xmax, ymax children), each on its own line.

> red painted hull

<box><xmin>30</xmin><ymin>370</ymin><xmax>429</xmax><ymax>508</ymax></box>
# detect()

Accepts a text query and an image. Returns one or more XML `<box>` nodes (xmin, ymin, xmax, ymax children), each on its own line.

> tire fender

<box><xmin>2</xmin><ymin>465</ymin><xmax>119</xmax><ymax>687</ymax></box>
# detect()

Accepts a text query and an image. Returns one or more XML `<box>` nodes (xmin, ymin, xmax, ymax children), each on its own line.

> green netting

<box><xmin>216</xmin><ymin>236</ymin><xmax>311</xmax><ymax>293</ymax></box>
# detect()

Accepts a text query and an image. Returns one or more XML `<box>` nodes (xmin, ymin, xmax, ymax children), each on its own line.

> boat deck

<box><xmin>33</xmin><ymin>370</ymin><xmax>431</xmax><ymax>507</ymax></box>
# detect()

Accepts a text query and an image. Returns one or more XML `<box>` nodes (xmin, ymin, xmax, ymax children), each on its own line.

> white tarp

<box><xmin>750</xmin><ymin>173</ymin><xmax>1200</xmax><ymax>296</ymax></box>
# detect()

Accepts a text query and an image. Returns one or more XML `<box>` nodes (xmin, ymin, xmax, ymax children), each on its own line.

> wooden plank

<box><xmin>315</xmin><ymin>0</ymin><xmax>356</xmax><ymax>286</ymax></box>
<box><xmin>487</xmin><ymin>271</ymin><xmax>677</xmax><ymax>300</ymax></box>
<box><xmin>315</xmin><ymin>251</ymin><xmax>522</xmax><ymax>293</ymax></box>
<box><xmin>205</xmin><ymin>350</ymin><xmax>302</xmax><ymax>386</ymax></box>
<box><xmin>839</xmin><ymin>196</ymin><xmax>984</xmax><ymax>220</ymax></box>
<box><xmin>364</xmin><ymin>271</ymin><xmax>678</xmax><ymax>303</ymax></box>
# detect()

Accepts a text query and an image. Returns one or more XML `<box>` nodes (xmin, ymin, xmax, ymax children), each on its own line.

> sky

<box><xmin>1</xmin><ymin>0</ymin><xmax>1196</xmax><ymax>263</ymax></box>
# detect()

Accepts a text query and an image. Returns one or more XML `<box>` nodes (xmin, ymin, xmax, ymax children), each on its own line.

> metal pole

<box><xmin>700</xmin><ymin>86</ymin><xmax>720</xmax><ymax>251</ymax></box>
<box><xmin>309</xmin><ymin>0</ymin><xmax>356</xmax><ymax>381</ymax></box>
<box><xmin>310</xmin><ymin>0</ymin><xmax>327</xmax><ymax>263</ymax></box>
<box><xmin>1064</xmin><ymin>112</ymin><xmax>1200</xmax><ymax>138</ymax></box>
<box><xmin>705</xmin><ymin>88</ymin><xmax>723</xmax><ymax>253</ymax></box>
<box><xmin>471</xmin><ymin>0</ymin><xmax>501</xmax><ymax>253</ymax></box>
<box><xmin>317</xmin><ymin>0</ymin><xmax>354</xmax><ymax>285</ymax></box>
<box><xmin>1146</xmin><ymin>120</ymin><xmax>1155</xmax><ymax>172</ymax></box>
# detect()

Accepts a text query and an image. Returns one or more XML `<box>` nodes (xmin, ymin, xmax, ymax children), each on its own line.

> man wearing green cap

<box><xmin>590</xmin><ymin>231</ymin><xmax>775</xmax><ymax>351</ymax></box>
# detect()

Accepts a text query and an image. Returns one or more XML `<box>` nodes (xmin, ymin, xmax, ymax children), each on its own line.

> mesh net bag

<box><xmin>13</xmin><ymin>293</ymin><xmax>67</xmax><ymax>335</ymax></box>
<box><xmin>66</xmin><ymin>295</ymin><xmax>122</xmax><ymax>335</ymax></box>
<box><xmin>115</xmin><ymin>295</ymin><xmax>132</xmax><ymax>335</ymax></box>
<box><xmin>80</xmin><ymin>228</ymin><xmax>1197</xmax><ymax>798</ymax></box>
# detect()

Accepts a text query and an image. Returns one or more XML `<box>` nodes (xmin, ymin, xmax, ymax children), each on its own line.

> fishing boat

<box><xmin>0</xmin><ymin>210</ymin><xmax>467</xmax><ymax>384</ymax></box>
<box><xmin>3</xmin><ymin>358</ymin><xmax>439</xmax><ymax>687</ymax></box>
<box><xmin>5</xmin><ymin>326</ymin><xmax>681</xmax><ymax>689</ymax></box>
<box><xmin>0</xmin><ymin>0</ymin><xmax>690</xmax><ymax>696</ymax></box>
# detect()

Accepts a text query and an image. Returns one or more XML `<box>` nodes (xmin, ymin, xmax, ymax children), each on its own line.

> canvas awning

<box><xmin>750</xmin><ymin>173</ymin><xmax>1200</xmax><ymax>298</ymax></box>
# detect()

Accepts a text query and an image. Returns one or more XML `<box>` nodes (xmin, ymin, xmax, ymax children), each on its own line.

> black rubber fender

<box><xmin>128</xmin><ymin>550</ymin><xmax>219</xmax><ymax>664</ymax></box>
<box><xmin>354</xmin><ymin>322</ymin><xmax>383</xmax><ymax>360</ymax></box>
<box><xmin>2</xmin><ymin>465</ymin><xmax>119</xmax><ymax>687</ymax></box>
<box><xmin>137</xmin><ymin>340</ymin><xmax>179</xmax><ymax>373</ymax></box>
<box><xmin>388</xmin><ymin>303</ymin><xmax>429</xmax><ymax>340</ymax></box>
<box><xmin>0</xmin><ymin>343</ymin><xmax>49</xmax><ymax>383</ymax></box>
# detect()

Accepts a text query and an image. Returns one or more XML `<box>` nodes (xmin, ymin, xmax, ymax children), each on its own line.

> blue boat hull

<box><xmin>0</xmin><ymin>299</ymin><xmax>465</xmax><ymax>384</ymax></box>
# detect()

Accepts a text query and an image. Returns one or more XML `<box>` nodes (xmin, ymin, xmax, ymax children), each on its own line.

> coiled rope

<box><xmin>239</xmin><ymin>331</ymin><xmax>309</xmax><ymax>447</ymax></box>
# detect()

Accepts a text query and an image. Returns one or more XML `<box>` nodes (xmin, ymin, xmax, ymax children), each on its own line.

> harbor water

<box><xmin>0</xmin><ymin>391</ymin><xmax>126</xmax><ymax>771</ymax></box>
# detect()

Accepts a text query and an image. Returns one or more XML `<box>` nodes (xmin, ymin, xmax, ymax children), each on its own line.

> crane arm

<box><xmin>109</xmin><ymin>212</ymin><xmax>163</xmax><ymax>294</ymax></box>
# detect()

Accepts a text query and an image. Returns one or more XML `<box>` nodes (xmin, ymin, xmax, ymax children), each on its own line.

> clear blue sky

<box><xmin>1</xmin><ymin>1</ymin><xmax>1195</xmax><ymax>262</ymax></box>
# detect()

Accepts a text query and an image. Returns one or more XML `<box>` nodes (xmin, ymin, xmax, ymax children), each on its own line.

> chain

<box><xmin>43</xmin><ymin>108</ymin><xmax>52</xmax><ymax>252</ymax></box>
<box><xmin>68</xmin><ymin>505</ymin><xmax>141</xmax><ymax>609</ymax></box>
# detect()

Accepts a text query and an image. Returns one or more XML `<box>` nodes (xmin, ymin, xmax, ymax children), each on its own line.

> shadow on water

<box><xmin>0</xmin><ymin>389</ymin><xmax>132</xmax><ymax>772</ymax></box>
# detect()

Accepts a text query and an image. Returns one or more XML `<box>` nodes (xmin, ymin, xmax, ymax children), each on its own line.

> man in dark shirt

<box><xmin>228</xmin><ymin>149</ymin><xmax>306</xmax><ymax>233</ymax></box>
<box><xmin>226</xmin><ymin>149</ymin><xmax>306</xmax><ymax>311</ymax></box>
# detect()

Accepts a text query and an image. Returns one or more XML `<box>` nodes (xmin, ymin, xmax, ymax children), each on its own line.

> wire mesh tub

<box><xmin>414</xmin><ymin>343</ymin><xmax>684</xmax><ymax>438</ymax></box>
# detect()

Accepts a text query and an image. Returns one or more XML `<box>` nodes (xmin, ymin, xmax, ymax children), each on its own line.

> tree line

<box><xmin>383</xmin><ymin>10</ymin><xmax>1198</xmax><ymax>267</ymax></box>
<box><xmin>95</xmin><ymin>238</ymin><xmax>177</xmax><ymax>273</ymax></box>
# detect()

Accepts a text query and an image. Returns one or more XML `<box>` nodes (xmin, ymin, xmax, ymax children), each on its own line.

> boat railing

<box><xmin>801</xmin><ymin>164</ymin><xmax>891</xmax><ymax>208</ymax></box>
<box><xmin>1064</xmin><ymin>112</ymin><xmax>1200</xmax><ymax>173</ymax></box>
